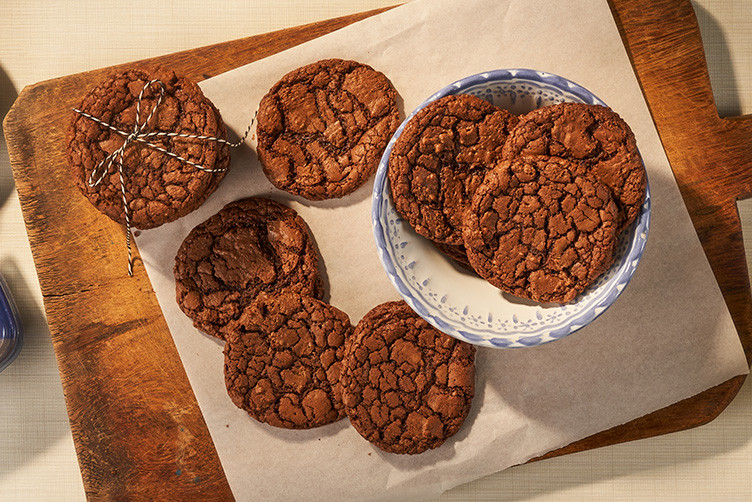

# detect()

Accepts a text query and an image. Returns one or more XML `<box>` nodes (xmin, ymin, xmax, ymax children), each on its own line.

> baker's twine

<box><xmin>73</xmin><ymin>79</ymin><xmax>253</xmax><ymax>276</ymax></box>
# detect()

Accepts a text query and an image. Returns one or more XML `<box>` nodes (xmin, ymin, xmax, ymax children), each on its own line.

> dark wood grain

<box><xmin>3</xmin><ymin>0</ymin><xmax>750</xmax><ymax>498</ymax></box>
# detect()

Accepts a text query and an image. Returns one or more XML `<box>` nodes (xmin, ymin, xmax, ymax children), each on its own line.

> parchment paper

<box><xmin>136</xmin><ymin>0</ymin><xmax>750</xmax><ymax>500</ymax></box>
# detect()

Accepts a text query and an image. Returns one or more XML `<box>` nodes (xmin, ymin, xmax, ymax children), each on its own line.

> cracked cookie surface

<box><xmin>502</xmin><ymin>102</ymin><xmax>645</xmax><ymax>231</ymax></box>
<box><xmin>463</xmin><ymin>156</ymin><xmax>620</xmax><ymax>303</ymax></box>
<box><xmin>224</xmin><ymin>292</ymin><xmax>353</xmax><ymax>429</ymax></box>
<box><xmin>388</xmin><ymin>94</ymin><xmax>518</xmax><ymax>245</ymax></box>
<box><xmin>67</xmin><ymin>67</ymin><xmax>230</xmax><ymax>229</ymax></box>
<box><xmin>174</xmin><ymin>197</ymin><xmax>323</xmax><ymax>339</ymax></box>
<box><xmin>256</xmin><ymin>58</ymin><xmax>400</xmax><ymax>200</ymax></box>
<box><xmin>342</xmin><ymin>301</ymin><xmax>475</xmax><ymax>454</ymax></box>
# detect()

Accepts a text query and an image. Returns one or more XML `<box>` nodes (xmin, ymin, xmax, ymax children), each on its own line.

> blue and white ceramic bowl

<box><xmin>372</xmin><ymin>69</ymin><xmax>650</xmax><ymax>348</ymax></box>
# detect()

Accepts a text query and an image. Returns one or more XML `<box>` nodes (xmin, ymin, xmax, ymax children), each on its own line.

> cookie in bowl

<box><xmin>372</xmin><ymin>69</ymin><xmax>650</xmax><ymax>348</ymax></box>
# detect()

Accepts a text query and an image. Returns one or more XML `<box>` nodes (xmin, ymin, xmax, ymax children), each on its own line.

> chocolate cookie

<box><xmin>256</xmin><ymin>58</ymin><xmax>400</xmax><ymax>200</ymax></box>
<box><xmin>502</xmin><ymin>102</ymin><xmax>646</xmax><ymax>231</ymax></box>
<box><xmin>463</xmin><ymin>156</ymin><xmax>620</xmax><ymax>303</ymax></box>
<box><xmin>388</xmin><ymin>94</ymin><xmax>518</xmax><ymax>245</ymax></box>
<box><xmin>342</xmin><ymin>301</ymin><xmax>475</xmax><ymax>454</ymax></box>
<box><xmin>224</xmin><ymin>292</ymin><xmax>353</xmax><ymax>429</ymax></box>
<box><xmin>174</xmin><ymin>197</ymin><xmax>323</xmax><ymax>339</ymax></box>
<box><xmin>67</xmin><ymin>67</ymin><xmax>230</xmax><ymax>229</ymax></box>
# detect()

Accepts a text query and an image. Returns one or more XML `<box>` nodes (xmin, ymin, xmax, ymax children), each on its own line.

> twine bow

<box><xmin>73</xmin><ymin>79</ymin><xmax>253</xmax><ymax>276</ymax></box>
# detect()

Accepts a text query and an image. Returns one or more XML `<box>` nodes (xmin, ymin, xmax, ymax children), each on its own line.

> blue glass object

<box><xmin>0</xmin><ymin>273</ymin><xmax>23</xmax><ymax>373</ymax></box>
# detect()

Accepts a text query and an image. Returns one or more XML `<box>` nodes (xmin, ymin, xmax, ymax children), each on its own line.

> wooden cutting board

<box><xmin>4</xmin><ymin>0</ymin><xmax>752</xmax><ymax>499</ymax></box>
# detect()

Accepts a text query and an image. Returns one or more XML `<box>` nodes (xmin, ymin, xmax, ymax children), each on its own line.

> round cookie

<box><xmin>342</xmin><ymin>301</ymin><xmax>476</xmax><ymax>454</ymax></box>
<box><xmin>67</xmin><ymin>67</ymin><xmax>230</xmax><ymax>229</ymax></box>
<box><xmin>174</xmin><ymin>197</ymin><xmax>323</xmax><ymax>339</ymax></box>
<box><xmin>463</xmin><ymin>156</ymin><xmax>620</xmax><ymax>303</ymax></box>
<box><xmin>256</xmin><ymin>58</ymin><xmax>400</xmax><ymax>200</ymax></box>
<box><xmin>388</xmin><ymin>94</ymin><xmax>518</xmax><ymax>245</ymax></box>
<box><xmin>501</xmin><ymin>102</ymin><xmax>646</xmax><ymax>231</ymax></box>
<box><xmin>224</xmin><ymin>292</ymin><xmax>353</xmax><ymax>429</ymax></box>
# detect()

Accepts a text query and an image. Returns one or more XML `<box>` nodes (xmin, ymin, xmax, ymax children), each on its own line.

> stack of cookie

<box><xmin>67</xmin><ymin>67</ymin><xmax>231</xmax><ymax>230</ymax></box>
<box><xmin>389</xmin><ymin>99</ymin><xmax>647</xmax><ymax>303</ymax></box>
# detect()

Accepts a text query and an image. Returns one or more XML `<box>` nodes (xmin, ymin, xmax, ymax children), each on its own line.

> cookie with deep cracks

<box><xmin>342</xmin><ymin>300</ymin><xmax>476</xmax><ymax>454</ymax></box>
<box><xmin>256</xmin><ymin>58</ymin><xmax>400</xmax><ymax>200</ymax></box>
<box><xmin>463</xmin><ymin>156</ymin><xmax>620</xmax><ymax>303</ymax></box>
<box><xmin>502</xmin><ymin>102</ymin><xmax>646</xmax><ymax>231</ymax></box>
<box><xmin>223</xmin><ymin>292</ymin><xmax>353</xmax><ymax>429</ymax></box>
<box><xmin>388</xmin><ymin>93</ymin><xmax>518</xmax><ymax>245</ymax></box>
<box><xmin>174</xmin><ymin>197</ymin><xmax>323</xmax><ymax>339</ymax></box>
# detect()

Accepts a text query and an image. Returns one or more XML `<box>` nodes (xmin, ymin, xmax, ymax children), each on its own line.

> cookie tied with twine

<box><xmin>66</xmin><ymin>67</ymin><xmax>251</xmax><ymax>275</ymax></box>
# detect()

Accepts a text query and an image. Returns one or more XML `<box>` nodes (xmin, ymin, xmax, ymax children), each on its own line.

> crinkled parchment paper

<box><xmin>136</xmin><ymin>0</ymin><xmax>749</xmax><ymax>500</ymax></box>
